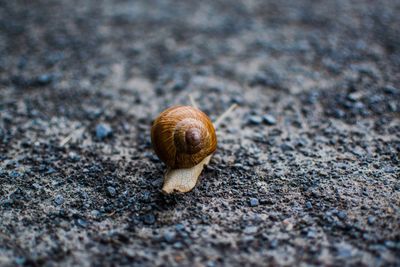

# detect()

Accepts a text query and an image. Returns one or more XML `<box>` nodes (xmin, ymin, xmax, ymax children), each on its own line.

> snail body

<box><xmin>151</xmin><ymin>106</ymin><xmax>217</xmax><ymax>169</ymax></box>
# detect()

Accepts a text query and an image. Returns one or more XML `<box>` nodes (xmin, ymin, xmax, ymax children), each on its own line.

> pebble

<box><xmin>54</xmin><ymin>194</ymin><xmax>64</xmax><ymax>206</ymax></box>
<box><xmin>46</xmin><ymin>167</ymin><xmax>56</xmax><ymax>174</ymax></box>
<box><xmin>383</xmin><ymin>166</ymin><xmax>395</xmax><ymax>174</ymax></box>
<box><xmin>383</xmin><ymin>85</ymin><xmax>397</xmax><ymax>94</ymax></box>
<box><xmin>173</xmin><ymin>242</ymin><xmax>183</xmax><ymax>249</ymax></box>
<box><xmin>367</xmin><ymin>216</ymin><xmax>376</xmax><ymax>225</ymax></box>
<box><xmin>15</xmin><ymin>257</ymin><xmax>26</xmax><ymax>265</ymax></box>
<box><xmin>163</xmin><ymin>231</ymin><xmax>176</xmax><ymax>243</ymax></box>
<box><xmin>142</xmin><ymin>191</ymin><xmax>151</xmax><ymax>202</ymax></box>
<box><xmin>68</xmin><ymin>152</ymin><xmax>80</xmax><ymax>162</ymax></box>
<box><xmin>107</xmin><ymin>186</ymin><xmax>116</xmax><ymax>197</ymax></box>
<box><xmin>96</xmin><ymin>123</ymin><xmax>113</xmax><ymax>140</ymax></box>
<box><xmin>269</xmin><ymin>239</ymin><xmax>278</xmax><ymax>249</ymax></box>
<box><xmin>76</xmin><ymin>218</ymin><xmax>88</xmax><ymax>228</ymax></box>
<box><xmin>280</xmin><ymin>143</ymin><xmax>294</xmax><ymax>152</ymax></box>
<box><xmin>337</xmin><ymin>246</ymin><xmax>352</xmax><ymax>258</ymax></box>
<box><xmin>250</xmin><ymin>73</ymin><xmax>268</xmax><ymax>86</ymax></box>
<box><xmin>91</xmin><ymin>210</ymin><xmax>101</xmax><ymax>218</ymax></box>
<box><xmin>332</xmin><ymin>108</ymin><xmax>346</xmax><ymax>119</ymax></box>
<box><xmin>262</xmin><ymin>114</ymin><xmax>277</xmax><ymax>125</ymax></box>
<box><xmin>32</xmin><ymin>183</ymin><xmax>42</xmax><ymax>190</ymax></box>
<box><xmin>243</xmin><ymin>226</ymin><xmax>258</xmax><ymax>235</ymax></box>
<box><xmin>34</xmin><ymin>73</ymin><xmax>54</xmax><ymax>86</ymax></box>
<box><xmin>249</xmin><ymin>198</ymin><xmax>259</xmax><ymax>207</ymax></box>
<box><xmin>337</xmin><ymin>211</ymin><xmax>347</xmax><ymax>220</ymax></box>
<box><xmin>305</xmin><ymin>201</ymin><xmax>313</xmax><ymax>210</ymax></box>
<box><xmin>231</xmin><ymin>96</ymin><xmax>243</xmax><ymax>105</ymax></box>
<box><xmin>143</xmin><ymin>214</ymin><xmax>156</xmax><ymax>225</ymax></box>
<box><xmin>295</xmin><ymin>138</ymin><xmax>308</xmax><ymax>147</ymax></box>
<box><xmin>347</xmin><ymin>93</ymin><xmax>359</xmax><ymax>102</ymax></box>
<box><xmin>9</xmin><ymin>170</ymin><xmax>21</xmax><ymax>178</ymax></box>
<box><xmin>384</xmin><ymin>240</ymin><xmax>396</xmax><ymax>249</ymax></box>
<box><xmin>175</xmin><ymin>224</ymin><xmax>185</xmax><ymax>231</ymax></box>
<box><xmin>307</xmin><ymin>230</ymin><xmax>317</xmax><ymax>239</ymax></box>
<box><xmin>248</xmin><ymin>115</ymin><xmax>263</xmax><ymax>125</ymax></box>
<box><xmin>388</xmin><ymin>102</ymin><xmax>397</xmax><ymax>112</ymax></box>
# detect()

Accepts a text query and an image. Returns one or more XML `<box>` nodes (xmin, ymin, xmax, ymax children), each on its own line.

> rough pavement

<box><xmin>0</xmin><ymin>0</ymin><xmax>399</xmax><ymax>266</ymax></box>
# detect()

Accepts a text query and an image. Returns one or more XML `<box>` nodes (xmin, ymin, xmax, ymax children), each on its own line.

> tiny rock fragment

<box><xmin>96</xmin><ymin>123</ymin><xmax>113</xmax><ymax>140</ymax></box>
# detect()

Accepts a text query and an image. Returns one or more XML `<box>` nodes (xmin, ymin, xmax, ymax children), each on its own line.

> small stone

<box><xmin>9</xmin><ymin>170</ymin><xmax>21</xmax><ymax>178</ymax></box>
<box><xmin>388</xmin><ymin>102</ymin><xmax>397</xmax><ymax>112</ymax></box>
<box><xmin>337</xmin><ymin>211</ymin><xmax>347</xmax><ymax>220</ymax></box>
<box><xmin>250</xmin><ymin>73</ymin><xmax>268</xmax><ymax>86</ymax></box>
<box><xmin>143</xmin><ymin>214</ymin><xmax>156</xmax><ymax>225</ymax></box>
<box><xmin>231</xmin><ymin>96</ymin><xmax>243</xmax><ymax>105</ymax></box>
<box><xmin>307</xmin><ymin>230</ymin><xmax>317</xmax><ymax>239</ymax></box>
<box><xmin>305</xmin><ymin>201</ymin><xmax>312</xmax><ymax>210</ymax></box>
<box><xmin>283</xmin><ymin>219</ymin><xmax>293</xmax><ymax>231</ymax></box>
<box><xmin>296</xmin><ymin>138</ymin><xmax>308</xmax><ymax>147</ymax></box>
<box><xmin>163</xmin><ymin>231</ymin><xmax>176</xmax><ymax>243</ymax></box>
<box><xmin>129</xmin><ymin>215</ymin><xmax>141</xmax><ymax>226</ymax></box>
<box><xmin>58</xmin><ymin>208</ymin><xmax>67</xmax><ymax>218</ymax></box>
<box><xmin>175</xmin><ymin>224</ymin><xmax>185</xmax><ymax>231</ymax></box>
<box><xmin>54</xmin><ymin>194</ymin><xmax>64</xmax><ymax>206</ymax></box>
<box><xmin>337</xmin><ymin>246</ymin><xmax>352</xmax><ymax>258</ymax></box>
<box><xmin>68</xmin><ymin>152</ymin><xmax>80</xmax><ymax>162</ymax></box>
<box><xmin>262</xmin><ymin>114</ymin><xmax>277</xmax><ymax>125</ymax></box>
<box><xmin>15</xmin><ymin>257</ymin><xmax>26</xmax><ymax>265</ymax></box>
<box><xmin>280</xmin><ymin>143</ymin><xmax>294</xmax><ymax>152</ymax></box>
<box><xmin>76</xmin><ymin>218</ymin><xmax>88</xmax><ymax>228</ymax></box>
<box><xmin>107</xmin><ymin>186</ymin><xmax>116</xmax><ymax>197</ymax></box>
<box><xmin>91</xmin><ymin>210</ymin><xmax>101</xmax><ymax>218</ymax></box>
<box><xmin>243</xmin><ymin>226</ymin><xmax>258</xmax><ymax>235</ymax></box>
<box><xmin>96</xmin><ymin>123</ymin><xmax>113</xmax><ymax>140</ymax></box>
<box><xmin>363</xmin><ymin>233</ymin><xmax>372</xmax><ymax>241</ymax></box>
<box><xmin>332</xmin><ymin>108</ymin><xmax>346</xmax><ymax>119</ymax></box>
<box><xmin>269</xmin><ymin>239</ymin><xmax>278</xmax><ymax>249</ymax></box>
<box><xmin>142</xmin><ymin>191</ymin><xmax>151</xmax><ymax>202</ymax></box>
<box><xmin>32</xmin><ymin>183</ymin><xmax>42</xmax><ymax>190</ymax></box>
<box><xmin>383</xmin><ymin>166</ymin><xmax>395</xmax><ymax>174</ymax></box>
<box><xmin>384</xmin><ymin>240</ymin><xmax>396</xmax><ymax>249</ymax></box>
<box><xmin>249</xmin><ymin>198</ymin><xmax>259</xmax><ymax>207</ymax></box>
<box><xmin>248</xmin><ymin>115</ymin><xmax>262</xmax><ymax>125</ymax></box>
<box><xmin>46</xmin><ymin>167</ymin><xmax>56</xmax><ymax>174</ymax></box>
<box><xmin>367</xmin><ymin>216</ymin><xmax>376</xmax><ymax>225</ymax></box>
<box><xmin>80</xmin><ymin>191</ymin><xmax>89</xmax><ymax>200</ymax></box>
<box><xmin>34</xmin><ymin>73</ymin><xmax>54</xmax><ymax>86</ymax></box>
<box><xmin>173</xmin><ymin>242</ymin><xmax>183</xmax><ymax>249</ymax></box>
<box><xmin>383</xmin><ymin>85</ymin><xmax>397</xmax><ymax>94</ymax></box>
<box><xmin>347</xmin><ymin>92</ymin><xmax>361</xmax><ymax>102</ymax></box>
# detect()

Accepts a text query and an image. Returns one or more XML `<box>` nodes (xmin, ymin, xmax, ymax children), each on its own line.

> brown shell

<box><xmin>151</xmin><ymin>106</ymin><xmax>217</xmax><ymax>169</ymax></box>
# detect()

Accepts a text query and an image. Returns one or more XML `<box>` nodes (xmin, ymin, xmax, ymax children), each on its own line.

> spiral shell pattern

<box><xmin>151</xmin><ymin>106</ymin><xmax>217</xmax><ymax>169</ymax></box>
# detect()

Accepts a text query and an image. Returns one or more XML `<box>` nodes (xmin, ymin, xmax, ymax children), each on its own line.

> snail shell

<box><xmin>151</xmin><ymin>106</ymin><xmax>217</xmax><ymax>169</ymax></box>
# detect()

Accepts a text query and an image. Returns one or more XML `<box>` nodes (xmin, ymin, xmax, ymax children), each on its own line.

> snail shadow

<box><xmin>142</xmin><ymin>167</ymin><xmax>188</xmax><ymax>211</ymax></box>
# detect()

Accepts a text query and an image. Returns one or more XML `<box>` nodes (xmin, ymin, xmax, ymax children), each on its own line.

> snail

<box><xmin>151</xmin><ymin>98</ymin><xmax>237</xmax><ymax>194</ymax></box>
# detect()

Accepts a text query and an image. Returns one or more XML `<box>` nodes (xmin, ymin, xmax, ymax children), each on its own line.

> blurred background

<box><xmin>0</xmin><ymin>0</ymin><xmax>399</xmax><ymax>266</ymax></box>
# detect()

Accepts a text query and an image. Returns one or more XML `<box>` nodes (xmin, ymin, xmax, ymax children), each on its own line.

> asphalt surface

<box><xmin>0</xmin><ymin>0</ymin><xmax>399</xmax><ymax>266</ymax></box>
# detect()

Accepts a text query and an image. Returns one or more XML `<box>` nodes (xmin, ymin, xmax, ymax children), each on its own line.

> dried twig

<box><xmin>59</xmin><ymin>127</ymin><xmax>84</xmax><ymax>147</ymax></box>
<box><xmin>189</xmin><ymin>94</ymin><xmax>198</xmax><ymax>108</ymax></box>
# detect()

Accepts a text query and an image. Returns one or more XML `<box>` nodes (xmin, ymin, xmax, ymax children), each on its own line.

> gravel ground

<box><xmin>1</xmin><ymin>0</ymin><xmax>400</xmax><ymax>266</ymax></box>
